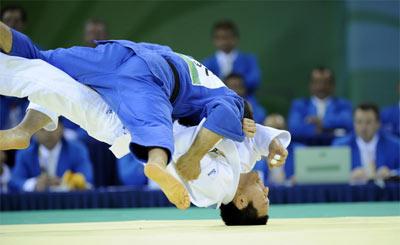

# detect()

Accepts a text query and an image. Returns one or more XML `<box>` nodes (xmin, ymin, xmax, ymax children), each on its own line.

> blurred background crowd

<box><xmin>0</xmin><ymin>1</ymin><xmax>399</xmax><ymax>195</ymax></box>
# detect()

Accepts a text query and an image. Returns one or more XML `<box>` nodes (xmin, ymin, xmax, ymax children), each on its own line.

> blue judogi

<box><xmin>9</xmin><ymin>29</ymin><xmax>244</xmax><ymax>162</ymax></box>
<box><xmin>8</xmin><ymin>138</ymin><xmax>93</xmax><ymax>192</ymax></box>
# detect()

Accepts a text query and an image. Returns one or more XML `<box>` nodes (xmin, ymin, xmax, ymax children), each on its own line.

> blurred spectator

<box><xmin>0</xmin><ymin>151</ymin><xmax>10</xmax><ymax>193</ymax></box>
<box><xmin>83</xmin><ymin>18</ymin><xmax>108</xmax><ymax>47</ymax></box>
<box><xmin>254</xmin><ymin>114</ymin><xmax>304</xmax><ymax>186</ymax></box>
<box><xmin>381</xmin><ymin>83</ymin><xmax>399</xmax><ymax>137</ymax></box>
<box><xmin>117</xmin><ymin>154</ymin><xmax>147</xmax><ymax>186</ymax></box>
<box><xmin>9</xmin><ymin>121</ymin><xmax>93</xmax><ymax>192</ymax></box>
<box><xmin>332</xmin><ymin>103</ymin><xmax>400</xmax><ymax>184</ymax></box>
<box><xmin>225</xmin><ymin>73</ymin><xmax>267</xmax><ymax>123</ymax></box>
<box><xmin>288</xmin><ymin>67</ymin><xmax>352</xmax><ymax>140</ymax></box>
<box><xmin>203</xmin><ymin>20</ymin><xmax>261</xmax><ymax>96</ymax></box>
<box><xmin>0</xmin><ymin>5</ymin><xmax>26</xmax><ymax>32</ymax></box>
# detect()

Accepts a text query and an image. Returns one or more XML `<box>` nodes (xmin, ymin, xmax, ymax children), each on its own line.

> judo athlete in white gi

<box><xmin>0</xmin><ymin>53</ymin><xmax>290</xmax><ymax>225</ymax></box>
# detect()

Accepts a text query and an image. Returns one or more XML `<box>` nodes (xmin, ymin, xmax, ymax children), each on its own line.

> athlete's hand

<box><xmin>267</xmin><ymin>138</ymin><xmax>288</xmax><ymax>169</ymax></box>
<box><xmin>176</xmin><ymin>153</ymin><xmax>201</xmax><ymax>181</ymax></box>
<box><xmin>243</xmin><ymin>118</ymin><xmax>256</xmax><ymax>138</ymax></box>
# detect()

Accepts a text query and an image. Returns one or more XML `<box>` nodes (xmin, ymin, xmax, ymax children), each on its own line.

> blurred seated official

<box><xmin>380</xmin><ymin>83</ymin><xmax>399</xmax><ymax>138</ymax></box>
<box><xmin>332</xmin><ymin>103</ymin><xmax>400</xmax><ymax>184</ymax></box>
<box><xmin>203</xmin><ymin>20</ymin><xmax>261</xmax><ymax>97</ymax></box>
<box><xmin>9</xmin><ymin>120</ymin><xmax>93</xmax><ymax>192</ymax></box>
<box><xmin>253</xmin><ymin>114</ymin><xmax>304</xmax><ymax>186</ymax></box>
<box><xmin>224</xmin><ymin>73</ymin><xmax>267</xmax><ymax>124</ymax></box>
<box><xmin>288</xmin><ymin>67</ymin><xmax>353</xmax><ymax>143</ymax></box>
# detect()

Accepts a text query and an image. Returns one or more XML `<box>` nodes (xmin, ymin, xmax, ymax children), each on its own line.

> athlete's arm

<box><xmin>175</xmin><ymin>127</ymin><xmax>222</xmax><ymax>181</ymax></box>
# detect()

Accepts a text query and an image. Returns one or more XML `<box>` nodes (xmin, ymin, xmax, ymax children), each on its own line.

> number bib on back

<box><xmin>177</xmin><ymin>54</ymin><xmax>226</xmax><ymax>89</ymax></box>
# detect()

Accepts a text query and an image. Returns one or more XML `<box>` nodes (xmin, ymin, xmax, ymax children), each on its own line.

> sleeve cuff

<box><xmin>254</xmin><ymin>124</ymin><xmax>291</xmax><ymax>157</ymax></box>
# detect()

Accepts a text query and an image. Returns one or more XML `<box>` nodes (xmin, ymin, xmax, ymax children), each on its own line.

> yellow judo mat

<box><xmin>1</xmin><ymin>202</ymin><xmax>400</xmax><ymax>245</ymax></box>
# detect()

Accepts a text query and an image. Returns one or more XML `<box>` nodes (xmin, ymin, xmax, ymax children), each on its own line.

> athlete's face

<box><xmin>234</xmin><ymin>171</ymin><xmax>270</xmax><ymax>217</ymax></box>
<box><xmin>213</xmin><ymin>29</ymin><xmax>238</xmax><ymax>53</ymax></box>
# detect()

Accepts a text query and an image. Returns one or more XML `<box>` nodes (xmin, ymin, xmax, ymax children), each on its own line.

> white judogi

<box><xmin>0</xmin><ymin>53</ymin><xmax>291</xmax><ymax>207</ymax></box>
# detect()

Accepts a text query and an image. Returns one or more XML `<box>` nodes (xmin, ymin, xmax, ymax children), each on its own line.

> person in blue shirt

<box><xmin>203</xmin><ymin>20</ymin><xmax>261</xmax><ymax>97</ymax></box>
<box><xmin>0</xmin><ymin>22</ymin><xmax>245</xmax><ymax>209</ymax></box>
<box><xmin>224</xmin><ymin>73</ymin><xmax>267</xmax><ymax>124</ymax></box>
<box><xmin>288</xmin><ymin>67</ymin><xmax>353</xmax><ymax>141</ymax></box>
<box><xmin>332</xmin><ymin>103</ymin><xmax>400</xmax><ymax>183</ymax></box>
<box><xmin>8</xmin><ymin>120</ymin><xmax>93</xmax><ymax>192</ymax></box>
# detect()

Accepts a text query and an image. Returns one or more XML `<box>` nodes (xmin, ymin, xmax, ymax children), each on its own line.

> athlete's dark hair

<box><xmin>0</xmin><ymin>5</ymin><xmax>27</xmax><ymax>22</ymax></box>
<box><xmin>212</xmin><ymin>20</ymin><xmax>239</xmax><ymax>37</ymax></box>
<box><xmin>220</xmin><ymin>201</ymin><xmax>269</xmax><ymax>226</ymax></box>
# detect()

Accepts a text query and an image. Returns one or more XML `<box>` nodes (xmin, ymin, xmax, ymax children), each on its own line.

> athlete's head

<box><xmin>0</xmin><ymin>5</ymin><xmax>27</xmax><ymax>32</ymax></box>
<box><xmin>220</xmin><ymin>171</ymin><xmax>270</xmax><ymax>226</ymax></box>
<box><xmin>212</xmin><ymin>20</ymin><xmax>239</xmax><ymax>54</ymax></box>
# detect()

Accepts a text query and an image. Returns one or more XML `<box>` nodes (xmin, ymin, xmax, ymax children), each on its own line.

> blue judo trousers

<box><xmin>9</xmin><ymin>29</ymin><xmax>245</xmax><ymax>162</ymax></box>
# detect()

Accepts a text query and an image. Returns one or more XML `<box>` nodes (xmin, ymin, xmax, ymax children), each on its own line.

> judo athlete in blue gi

<box><xmin>0</xmin><ymin>22</ymin><xmax>249</xmax><ymax>209</ymax></box>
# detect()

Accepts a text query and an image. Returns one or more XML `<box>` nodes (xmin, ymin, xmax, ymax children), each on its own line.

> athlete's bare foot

<box><xmin>144</xmin><ymin>162</ymin><xmax>190</xmax><ymax>210</ymax></box>
<box><xmin>0</xmin><ymin>128</ymin><xmax>31</xmax><ymax>150</ymax></box>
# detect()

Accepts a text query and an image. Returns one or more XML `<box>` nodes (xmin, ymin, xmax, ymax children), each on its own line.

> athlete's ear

<box><xmin>233</xmin><ymin>194</ymin><xmax>248</xmax><ymax>210</ymax></box>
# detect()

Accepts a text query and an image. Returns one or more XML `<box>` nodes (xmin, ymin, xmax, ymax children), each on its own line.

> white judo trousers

<box><xmin>0</xmin><ymin>52</ymin><xmax>131</xmax><ymax>158</ymax></box>
<box><xmin>0</xmin><ymin>53</ymin><xmax>291</xmax><ymax>207</ymax></box>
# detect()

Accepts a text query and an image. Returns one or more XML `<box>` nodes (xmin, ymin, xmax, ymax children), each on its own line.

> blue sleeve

<box><xmin>202</xmin><ymin>94</ymin><xmax>245</xmax><ymax>142</ymax></box>
<box><xmin>288</xmin><ymin>100</ymin><xmax>315</xmax><ymax>137</ymax></box>
<box><xmin>8</xmin><ymin>151</ymin><xmax>31</xmax><ymax>192</ymax></box>
<box><xmin>117</xmin><ymin>155</ymin><xmax>147</xmax><ymax>186</ymax></box>
<box><xmin>243</xmin><ymin>55</ymin><xmax>261</xmax><ymax>93</ymax></box>
<box><xmin>323</xmin><ymin>100</ymin><xmax>353</xmax><ymax>131</ymax></box>
<box><xmin>9</xmin><ymin>29</ymin><xmax>51</xmax><ymax>60</ymax></box>
<box><xmin>71</xmin><ymin>141</ymin><xmax>94</xmax><ymax>184</ymax></box>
